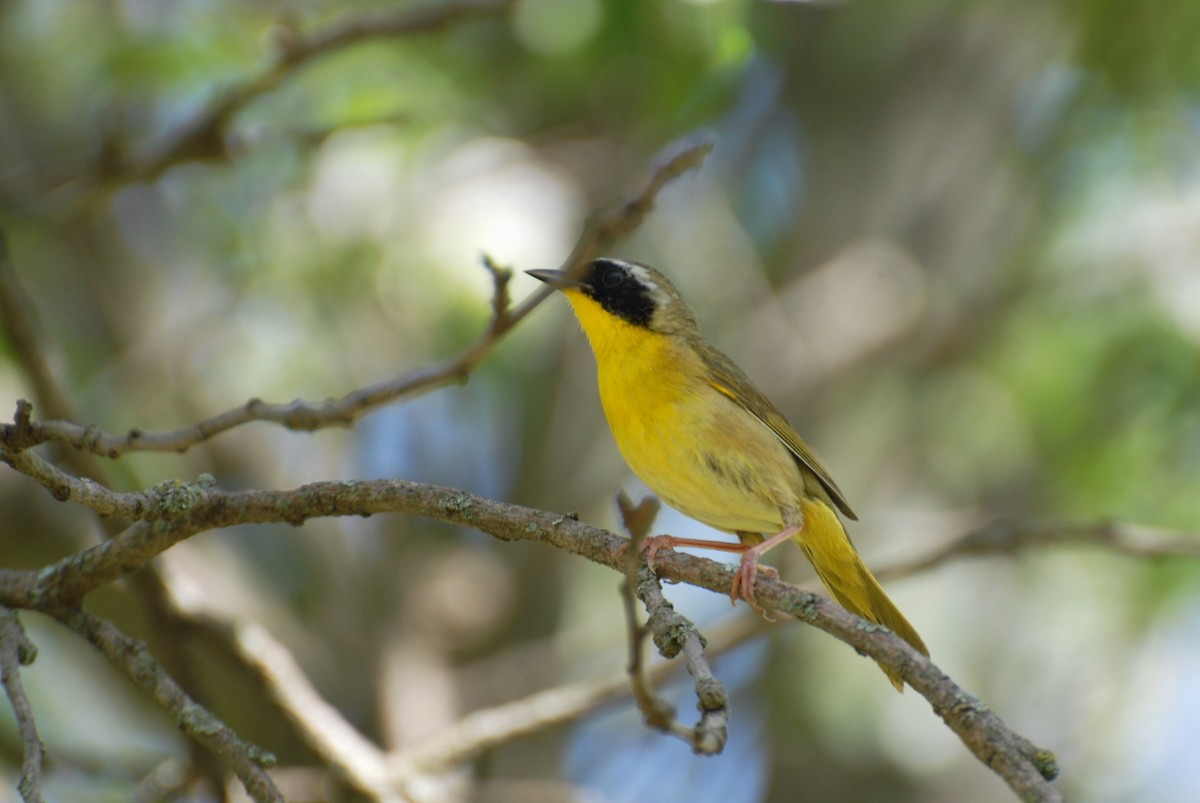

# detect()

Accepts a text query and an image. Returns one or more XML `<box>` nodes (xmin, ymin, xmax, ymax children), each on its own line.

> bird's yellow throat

<box><xmin>560</xmin><ymin>288</ymin><xmax>656</xmax><ymax>364</ymax></box>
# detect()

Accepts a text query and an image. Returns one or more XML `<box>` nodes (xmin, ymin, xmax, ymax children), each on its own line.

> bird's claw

<box><xmin>617</xmin><ymin>534</ymin><xmax>681</xmax><ymax>572</ymax></box>
<box><xmin>730</xmin><ymin>553</ymin><xmax>779</xmax><ymax>619</ymax></box>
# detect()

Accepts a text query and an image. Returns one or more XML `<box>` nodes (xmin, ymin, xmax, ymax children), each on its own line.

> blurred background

<box><xmin>2</xmin><ymin>0</ymin><xmax>1199</xmax><ymax>801</ymax></box>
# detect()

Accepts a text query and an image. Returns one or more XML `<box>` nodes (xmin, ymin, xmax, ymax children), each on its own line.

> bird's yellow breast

<box><xmin>563</xmin><ymin>290</ymin><xmax>801</xmax><ymax>535</ymax></box>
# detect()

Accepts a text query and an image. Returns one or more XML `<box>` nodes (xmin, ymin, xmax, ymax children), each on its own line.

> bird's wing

<box><xmin>700</xmin><ymin>343</ymin><xmax>858</xmax><ymax>521</ymax></box>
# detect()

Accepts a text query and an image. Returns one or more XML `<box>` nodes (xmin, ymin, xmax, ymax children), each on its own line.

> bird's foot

<box><xmin>730</xmin><ymin>551</ymin><xmax>779</xmax><ymax>617</ymax></box>
<box><xmin>617</xmin><ymin>534</ymin><xmax>688</xmax><ymax>571</ymax></box>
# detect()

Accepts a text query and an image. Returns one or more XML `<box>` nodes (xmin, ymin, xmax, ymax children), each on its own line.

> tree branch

<box><xmin>389</xmin><ymin>614</ymin><xmax>762</xmax><ymax>781</ymax></box>
<box><xmin>617</xmin><ymin>492</ymin><xmax>728</xmax><ymax>754</ymax></box>
<box><xmin>876</xmin><ymin>518</ymin><xmax>1200</xmax><ymax>582</ymax></box>
<box><xmin>52</xmin><ymin>608</ymin><xmax>282</xmax><ymax>803</ymax></box>
<box><xmin>0</xmin><ymin>231</ymin><xmax>249</xmax><ymax>795</ymax></box>
<box><xmin>0</xmin><ymin>607</ymin><xmax>43</xmax><ymax>803</ymax></box>
<box><xmin>7</xmin><ymin>134</ymin><xmax>714</xmax><ymax>459</ymax></box>
<box><xmin>634</xmin><ymin>566</ymin><xmax>730</xmax><ymax>755</ymax></box>
<box><xmin>221</xmin><ymin>619</ymin><xmax>398</xmax><ymax>801</ymax></box>
<box><xmin>619</xmin><ymin>494</ymin><xmax>691</xmax><ymax>742</ymax></box>
<box><xmin>0</xmin><ymin>477</ymin><xmax>1060</xmax><ymax>801</ymax></box>
<box><xmin>50</xmin><ymin>0</ymin><xmax>517</xmax><ymax>206</ymax></box>
<box><xmin>0</xmin><ymin>234</ymin><xmax>75</xmax><ymax>423</ymax></box>
<box><xmin>166</xmin><ymin>552</ymin><xmax>756</xmax><ymax>798</ymax></box>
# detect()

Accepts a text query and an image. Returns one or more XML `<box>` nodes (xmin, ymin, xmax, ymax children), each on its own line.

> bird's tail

<box><xmin>795</xmin><ymin>497</ymin><xmax>928</xmax><ymax>691</ymax></box>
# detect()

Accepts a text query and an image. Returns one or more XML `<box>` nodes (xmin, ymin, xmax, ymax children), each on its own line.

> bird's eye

<box><xmin>602</xmin><ymin>268</ymin><xmax>624</xmax><ymax>288</ymax></box>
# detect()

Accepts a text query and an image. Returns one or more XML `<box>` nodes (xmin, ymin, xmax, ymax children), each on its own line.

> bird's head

<box><xmin>527</xmin><ymin>258</ymin><xmax>700</xmax><ymax>337</ymax></box>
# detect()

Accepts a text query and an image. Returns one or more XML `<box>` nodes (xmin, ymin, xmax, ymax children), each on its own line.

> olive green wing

<box><xmin>699</xmin><ymin>342</ymin><xmax>858</xmax><ymax>521</ymax></box>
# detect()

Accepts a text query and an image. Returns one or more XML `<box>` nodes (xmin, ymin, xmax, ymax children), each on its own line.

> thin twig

<box><xmin>617</xmin><ymin>492</ymin><xmax>728</xmax><ymax>754</ymax></box>
<box><xmin>390</xmin><ymin>614</ymin><xmax>762</xmax><ymax>781</ymax></box>
<box><xmin>480</xmin><ymin>254</ymin><xmax>513</xmax><ymax>331</ymax></box>
<box><xmin>559</xmin><ymin>134</ymin><xmax>715</xmax><ymax>283</ymax></box>
<box><xmin>0</xmin><ymin>234</ymin><xmax>75</xmax><ymax>422</ymax></box>
<box><xmin>8</xmin><ymin>135</ymin><xmax>714</xmax><ymax>459</ymax></box>
<box><xmin>152</xmin><ymin>568</ymin><xmax>402</xmax><ymax>800</ymax></box>
<box><xmin>635</xmin><ymin>568</ymin><xmax>729</xmax><ymax>755</ymax></box>
<box><xmin>53</xmin><ymin>608</ymin><xmax>282</xmax><ymax>803</ymax></box>
<box><xmin>616</xmin><ymin>494</ymin><xmax>688</xmax><ymax>741</ymax></box>
<box><xmin>47</xmin><ymin>0</ymin><xmax>517</xmax><ymax>208</ymax></box>
<box><xmin>0</xmin><ymin>607</ymin><xmax>43</xmax><ymax>803</ymax></box>
<box><xmin>228</xmin><ymin>620</ymin><xmax>398</xmax><ymax>801</ymax></box>
<box><xmin>876</xmin><ymin>518</ymin><xmax>1200</xmax><ymax>582</ymax></box>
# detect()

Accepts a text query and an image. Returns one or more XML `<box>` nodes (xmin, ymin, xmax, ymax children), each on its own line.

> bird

<box><xmin>528</xmin><ymin>257</ymin><xmax>928</xmax><ymax>689</ymax></box>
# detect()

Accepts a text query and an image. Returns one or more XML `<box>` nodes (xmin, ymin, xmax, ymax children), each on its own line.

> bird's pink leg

<box><xmin>618</xmin><ymin>535</ymin><xmax>750</xmax><ymax>571</ymax></box>
<box><xmin>730</xmin><ymin>525</ymin><xmax>802</xmax><ymax>612</ymax></box>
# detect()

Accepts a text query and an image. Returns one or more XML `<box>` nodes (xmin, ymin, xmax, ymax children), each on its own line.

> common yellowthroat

<box><xmin>529</xmin><ymin>258</ymin><xmax>928</xmax><ymax>689</ymax></box>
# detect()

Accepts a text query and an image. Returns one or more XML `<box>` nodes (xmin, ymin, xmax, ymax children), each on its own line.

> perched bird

<box><xmin>529</xmin><ymin>258</ymin><xmax>928</xmax><ymax>689</ymax></box>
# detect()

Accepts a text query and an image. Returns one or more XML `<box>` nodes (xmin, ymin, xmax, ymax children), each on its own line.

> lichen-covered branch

<box><xmin>0</xmin><ymin>607</ymin><xmax>43</xmax><ymax>803</ymax></box>
<box><xmin>617</xmin><ymin>492</ymin><xmax>728</xmax><ymax>754</ymax></box>
<box><xmin>53</xmin><ymin>609</ymin><xmax>282</xmax><ymax>803</ymax></box>
<box><xmin>619</xmin><ymin>497</ymin><xmax>694</xmax><ymax>744</ymax></box>
<box><xmin>633</xmin><ymin>567</ymin><xmax>730</xmax><ymax>755</ymax></box>
<box><xmin>0</xmin><ymin>476</ymin><xmax>1061</xmax><ymax>801</ymax></box>
<box><xmin>0</xmin><ymin>230</ymin><xmax>248</xmax><ymax>797</ymax></box>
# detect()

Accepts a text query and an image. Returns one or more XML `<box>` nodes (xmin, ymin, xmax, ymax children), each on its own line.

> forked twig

<box><xmin>617</xmin><ymin>492</ymin><xmax>728</xmax><ymax>755</ymax></box>
<box><xmin>0</xmin><ymin>607</ymin><xmax>43</xmax><ymax>803</ymax></box>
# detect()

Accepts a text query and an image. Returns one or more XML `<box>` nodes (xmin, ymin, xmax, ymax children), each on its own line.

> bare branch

<box><xmin>167</xmin><ymin>543</ymin><xmax>750</xmax><ymax>798</ymax></box>
<box><xmin>0</xmin><ymin>607</ymin><xmax>43</xmax><ymax>803</ymax></box>
<box><xmin>49</xmin><ymin>0</ymin><xmax>517</xmax><ymax>205</ymax></box>
<box><xmin>559</xmin><ymin>134</ymin><xmax>715</xmax><ymax>281</ymax></box>
<box><xmin>390</xmin><ymin>615</ymin><xmax>762</xmax><ymax>780</ymax></box>
<box><xmin>616</xmin><ymin>492</ymin><xmax>728</xmax><ymax>754</ymax></box>
<box><xmin>0</xmin><ymin>433</ymin><xmax>177</xmax><ymax>516</ymax></box>
<box><xmin>8</xmin><ymin>135</ymin><xmax>714</xmax><ymax>459</ymax></box>
<box><xmin>0</xmin><ymin>235</ymin><xmax>75</xmax><ymax>422</ymax></box>
<box><xmin>0</xmin><ymin>477</ymin><xmax>1060</xmax><ymax>800</ymax></box>
<box><xmin>53</xmin><ymin>608</ymin><xmax>282</xmax><ymax>803</ymax></box>
<box><xmin>877</xmin><ymin>518</ymin><xmax>1200</xmax><ymax>582</ymax></box>
<box><xmin>223</xmin><ymin>620</ymin><xmax>398</xmax><ymax>801</ymax></box>
<box><xmin>0</xmin><ymin>238</ymin><xmax>236</xmax><ymax>795</ymax></box>
<box><xmin>617</xmin><ymin>494</ymin><xmax>691</xmax><ymax>743</ymax></box>
<box><xmin>480</xmin><ymin>253</ymin><xmax>513</xmax><ymax>332</ymax></box>
<box><xmin>635</xmin><ymin>566</ymin><xmax>730</xmax><ymax>755</ymax></box>
<box><xmin>741</xmin><ymin>572</ymin><xmax>1061</xmax><ymax>802</ymax></box>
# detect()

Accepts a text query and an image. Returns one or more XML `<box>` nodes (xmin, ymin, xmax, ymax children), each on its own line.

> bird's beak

<box><xmin>526</xmin><ymin>269</ymin><xmax>583</xmax><ymax>289</ymax></box>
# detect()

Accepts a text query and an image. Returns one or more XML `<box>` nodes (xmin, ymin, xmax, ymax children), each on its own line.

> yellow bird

<box><xmin>529</xmin><ymin>258</ymin><xmax>928</xmax><ymax>689</ymax></box>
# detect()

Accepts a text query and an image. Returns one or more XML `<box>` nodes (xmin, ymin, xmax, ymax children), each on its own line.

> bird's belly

<box><xmin>644</xmin><ymin>449</ymin><xmax>785</xmax><ymax>534</ymax></box>
<box><xmin>599</xmin><ymin>369</ymin><xmax>795</xmax><ymax>535</ymax></box>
